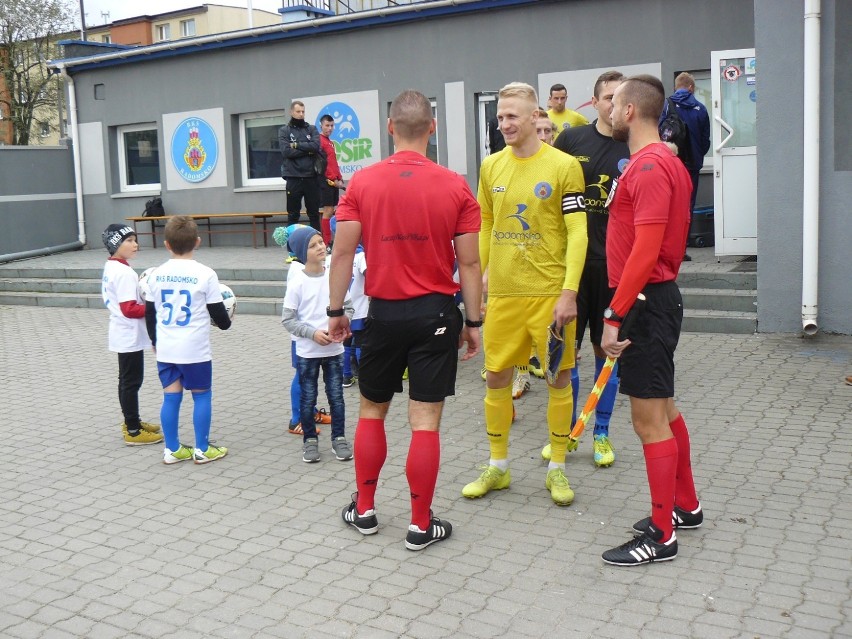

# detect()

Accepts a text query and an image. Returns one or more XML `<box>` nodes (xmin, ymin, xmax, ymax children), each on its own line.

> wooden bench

<box><xmin>126</xmin><ymin>213</ymin><xmax>287</xmax><ymax>249</ymax></box>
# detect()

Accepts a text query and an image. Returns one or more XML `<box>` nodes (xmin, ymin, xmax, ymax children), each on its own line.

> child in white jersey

<box><xmin>144</xmin><ymin>216</ymin><xmax>232</xmax><ymax>465</ymax></box>
<box><xmin>101</xmin><ymin>224</ymin><xmax>164</xmax><ymax>446</ymax></box>
<box><xmin>281</xmin><ymin>226</ymin><xmax>352</xmax><ymax>463</ymax></box>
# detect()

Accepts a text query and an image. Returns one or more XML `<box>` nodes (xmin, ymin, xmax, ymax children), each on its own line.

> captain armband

<box><xmin>561</xmin><ymin>192</ymin><xmax>586</xmax><ymax>215</ymax></box>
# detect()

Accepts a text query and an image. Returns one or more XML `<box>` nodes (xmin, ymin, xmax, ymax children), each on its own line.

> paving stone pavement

<box><xmin>1</xmin><ymin>248</ymin><xmax>850</xmax><ymax>639</ymax></box>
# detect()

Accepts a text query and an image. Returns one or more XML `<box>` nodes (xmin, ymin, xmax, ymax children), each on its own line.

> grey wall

<box><xmin>0</xmin><ymin>146</ymin><xmax>77</xmax><ymax>256</ymax></box>
<box><xmin>756</xmin><ymin>0</ymin><xmax>851</xmax><ymax>334</ymax></box>
<box><xmin>66</xmin><ymin>0</ymin><xmax>753</xmax><ymax>245</ymax></box>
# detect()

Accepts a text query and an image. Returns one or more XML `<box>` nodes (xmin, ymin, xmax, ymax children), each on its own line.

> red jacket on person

<box><xmin>319</xmin><ymin>134</ymin><xmax>343</xmax><ymax>182</ymax></box>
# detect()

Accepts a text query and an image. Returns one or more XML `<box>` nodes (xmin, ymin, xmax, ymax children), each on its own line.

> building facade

<box><xmin>23</xmin><ymin>0</ymin><xmax>852</xmax><ymax>334</ymax></box>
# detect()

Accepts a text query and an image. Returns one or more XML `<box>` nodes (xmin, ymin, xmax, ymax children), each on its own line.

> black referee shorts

<box><xmin>618</xmin><ymin>281</ymin><xmax>683</xmax><ymax>399</ymax></box>
<box><xmin>319</xmin><ymin>179</ymin><xmax>339</xmax><ymax>207</ymax></box>
<box><xmin>358</xmin><ymin>294</ymin><xmax>462</xmax><ymax>404</ymax></box>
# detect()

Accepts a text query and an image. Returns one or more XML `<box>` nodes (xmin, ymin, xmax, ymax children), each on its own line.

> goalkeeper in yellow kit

<box><xmin>463</xmin><ymin>82</ymin><xmax>588</xmax><ymax>506</ymax></box>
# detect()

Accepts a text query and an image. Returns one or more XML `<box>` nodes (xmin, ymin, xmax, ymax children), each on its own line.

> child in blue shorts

<box><xmin>144</xmin><ymin>216</ymin><xmax>232</xmax><ymax>464</ymax></box>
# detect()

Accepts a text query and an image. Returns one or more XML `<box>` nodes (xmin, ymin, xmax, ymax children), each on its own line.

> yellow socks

<box><xmin>484</xmin><ymin>384</ymin><xmax>513</xmax><ymax>461</ymax></box>
<box><xmin>547</xmin><ymin>384</ymin><xmax>573</xmax><ymax>463</ymax></box>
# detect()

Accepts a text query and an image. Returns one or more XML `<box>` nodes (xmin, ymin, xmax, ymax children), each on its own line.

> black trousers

<box><xmin>117</xmin><ymin>350</ymin><xmax>144</xmax><ymax>429</ymax></box>
<box><xmin>286</xmin><ymin>176</ymin><xmax>321</xmax><ymax>231</ymax></box>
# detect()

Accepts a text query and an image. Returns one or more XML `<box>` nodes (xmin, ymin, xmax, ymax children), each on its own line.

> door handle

<box><xmin>715</xmin><ymin>115</ymin><xmax>734</xmax><ymax>152</ymax></box>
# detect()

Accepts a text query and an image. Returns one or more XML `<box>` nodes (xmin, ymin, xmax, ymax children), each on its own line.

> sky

<box><xmin>77</xmin><ymin>0</ymin><xmax>283</xmax><ymax>27</ymax></box>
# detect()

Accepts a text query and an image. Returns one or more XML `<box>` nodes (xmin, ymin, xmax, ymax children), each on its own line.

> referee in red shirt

<box><xmin>600</xmin><ymin>75</ymin><xmax>703</xmax><ymax>566</ymax></box>
<box><xmin>327</xmin><ymin>90</ymin><xmax>482</xmax><ymax>551</ymax></box>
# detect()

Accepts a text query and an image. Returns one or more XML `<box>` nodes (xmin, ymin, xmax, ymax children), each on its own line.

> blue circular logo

<box><xmin>171</xmin><ymin>117</ymin><xmax>218</xmax><ymax>183</ymax></box>
<box><xmin>316</xmin><ymin>102</ymin><xmax>360</xmax><ymax>142</ymax></box>
<box><xmin>617</xmin><ymin>158</ymin><xmax>630</xmax><ymax>174</ymax></box>
<box><xmin>749</xmin><ymin>90</ymin><xmax>757</xmax><ymax>103</ymax></box>
<box><xmin>534</xmin><ymin>181</ymin><xmax>553</xmax><ymax>200</ymax></box>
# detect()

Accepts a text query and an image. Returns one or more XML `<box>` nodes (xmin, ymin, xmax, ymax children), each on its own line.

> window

<box><xmin>117</xmin><ymin>124</ymin><xmax>161</xmax><ymax>192</ymax></box>
<box><xmin>101</xmin><ymin>35</ymin><xmax>111</xmax><ymax>43</ymax></box>
<box><xmin>39</xmin><ymin>121</ymin><xmax>50</xmax><ymax>137</ymax></box>
<box><xmin>427</xmin><ymin>99</ymin><xmax>439</xmax><ymax>164</ymax></box>
<box><xmin>180</xmin><ymin>19</ymin><xmax>196</xmax><ymax>37</ymax></box>
<box><xmin>679</xmin><ymin>69</ymin><xmax>713</xmax><ymax>170</ymax></box>
<box><xmin>156</xmin><ymin>23</ymin><xmax>171</xmax><ymax>41</ymax></box>
<box><xmin>238</xmin><ymin>111</ymin><xmax>287</xmax><ymax>187</ymax></box>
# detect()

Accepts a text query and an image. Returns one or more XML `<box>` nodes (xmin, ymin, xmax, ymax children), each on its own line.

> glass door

<box><xmin>711</xmin><ymin>49</ymin><xmax>757</xmax><ymax>256</ymax></box>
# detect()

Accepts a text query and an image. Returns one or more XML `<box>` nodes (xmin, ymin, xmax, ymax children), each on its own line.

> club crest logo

<box><xmin>171</xmin><ymin>117</ymin><xmax>218</xmax><ymax>183</ymax></box>
<box><xmin>534</xmin><ymin>181</ymin><xmax>553</xmax><ymax>200</ymax></box>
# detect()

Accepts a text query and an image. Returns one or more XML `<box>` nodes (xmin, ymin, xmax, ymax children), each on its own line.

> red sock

<box><xmin>321</xmin><ymin>217</ymin><xmax>332</xmax><ymax>246</ymax></box>
<box><xmin>406</xmin><ymin>430</ymin><xmax>440</xmax><ymax>530</ymax></box>
<box><xmin>354</xmin><ymin>418</ymin><xmax>386</xmax><ymax>514</ymax></box>
<box><xmin>643</xmin><ymin>437</ymin><xmax>678</xmax><ymax>541</ymax></box>
<box><xmin>669</xmin><ymin>414</ymin><xmax>699</xmax><ymax>510</ymax></box>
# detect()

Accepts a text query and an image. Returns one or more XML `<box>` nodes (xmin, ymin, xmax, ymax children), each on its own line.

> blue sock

<box><xmin>160</xmin><ymin>391</ymin><xmax>183</xmax><ymax>451</ymax></box>
<box><xmin>192</xmin><ymin>389</ymin><xmax>212</xmax><ymax>451</ymax></box>
<box><xmin>290</xmin><ymin>370</ymin><xmax>301</xmax><ymax>427</ymax></box>
<box><xmin>594</xmin><ymin>358</ymin><xmax>619</xmax><ymax>438</ymax></box>
<box><xmin>570</xmin><ymin>365</ymin><xmax>580</xmax><ymax>427</ymax></box>
<box><xmin>343</xmin><ymin>345</ymin><xmax>353</xmax><ymax>377</ymax></box>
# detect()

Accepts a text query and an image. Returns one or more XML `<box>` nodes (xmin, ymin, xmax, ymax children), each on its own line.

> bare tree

<box><xmin>0</xmin><ymin>0</ymin><xmax>77</xmax><ymax>145</ymax></box>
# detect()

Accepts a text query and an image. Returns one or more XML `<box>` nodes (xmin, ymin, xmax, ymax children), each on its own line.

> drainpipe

<box><xmin>60</xmin><ymin>65</ymin><xmax>87</xmax><ymax>249</ymax></box>
<box><xmin>801</xmin><ymin>0</ymin><xmax>820</xmax><ymax>335</ymax></box>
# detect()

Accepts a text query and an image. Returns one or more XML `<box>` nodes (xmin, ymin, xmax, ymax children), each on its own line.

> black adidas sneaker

<box><xmin>341</xmin><ymin>494</ymin><xmax>378</xmax><ymax>535</ymax></box>
<box><xmin>632</xmin><ymin>502</ymin><xmax>703</xmax><ymax>536</ymax></box>
<box><xmin>404</xmin><ymin>514</ymin><xmax>452</xmax><ymax>551</ymax></box>
<box><xmin>602</xmin><ymin>522</ymin><xmax>677</xmax><ymax>566</ymax></box>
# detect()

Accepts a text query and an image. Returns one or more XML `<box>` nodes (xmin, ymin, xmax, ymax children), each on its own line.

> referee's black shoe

<box><xmin>602</xmin><ymin>523</ymin><xmax>677</xmax><ymax>566</ymax></box>
<box><xmin>632</xmin><ymin>503</ymin><xmax>703</xmax><ymax>536</ymax></box>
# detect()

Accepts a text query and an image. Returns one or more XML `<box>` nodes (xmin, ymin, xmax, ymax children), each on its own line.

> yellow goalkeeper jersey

<box><xmin>478</xmin><ymin>142</ymin><xmax>587</xmax><ymax>297</ymax></box>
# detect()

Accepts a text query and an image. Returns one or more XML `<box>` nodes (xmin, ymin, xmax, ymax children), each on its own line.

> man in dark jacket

<box><xmin>279</xmin><ymin>100</ymin><xmax>324</xmax><ymax>231</ymax></box>
<box><xmin>659</xmin><ymin>73</ymin><xmax>711</xmax><ymax>259</ymax></box>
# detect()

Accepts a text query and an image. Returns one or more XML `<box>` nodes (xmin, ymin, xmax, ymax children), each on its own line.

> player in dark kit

<box><xmin>547</xmin><ymin>70</ymin><xmax>630</xmax><ymax>468</ymax></box>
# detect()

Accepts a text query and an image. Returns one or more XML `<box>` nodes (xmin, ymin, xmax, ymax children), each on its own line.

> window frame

<box><xmin>117</xmin><ymin>123</ymin><xmax>161</xmax><ymax>193</ymax></box>
<box><xmin>155</xmin><ymin>23</ymin><xmax>171</xmax><ymax>42</ymax></box>
<box><xmin>180</xmin><ymin>19</ymin><xmax>196</xmax><ymax>38</ymax></box>
<box><xmin>238</xmin><ymin>110</ymin><xmax>288</xmax><ymax>188</ymax></box>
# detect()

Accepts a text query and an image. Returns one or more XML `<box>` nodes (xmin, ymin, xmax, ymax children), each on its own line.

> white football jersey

<box><xmin>147</xmin><ymin>259</ymin><xmax>223</xmax><ymax>364</ymax></box>
<box><xmin>102</xmin><ymin>259</ymin><xmax>151</xmax><ymax>353</ymax></box>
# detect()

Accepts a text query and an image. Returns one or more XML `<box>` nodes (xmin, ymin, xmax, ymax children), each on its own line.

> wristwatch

<box><xmin>326</xmin><ymin>306</ymin><xmax>345</xmax><ymax>317</ymax></box>
<box><xmin>603</xmin><ymin>307</ymin><xmax>623</xmax><ymax>323</ymax></box>
<box><xmin>464</xmin><ymin>318</ymin><xmax>483</xmax><ymax>328</ymax></box>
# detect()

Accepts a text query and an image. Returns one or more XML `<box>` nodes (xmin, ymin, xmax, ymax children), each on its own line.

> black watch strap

<box><xmin>464</xmin><ymin>319</ymin><xmax>483</xmax><ymax>328</ymax></box>
<box><xmin>326</xmin><ymin>306</ymin><xmax>345</xmax><ymax>317</ymax></box>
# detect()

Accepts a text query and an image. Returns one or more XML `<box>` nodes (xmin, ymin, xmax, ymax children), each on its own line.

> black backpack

<box><xmin>659</xmin><ymin>98</ymin><xmax>693</xmax><ymax>165</ymax></box>
<box><xmin>143</xmin><ymin>197</ymin><xmax>165</xmax><ymax>217</ymax></box>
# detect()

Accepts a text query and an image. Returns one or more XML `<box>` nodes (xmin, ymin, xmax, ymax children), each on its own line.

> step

<box><xmin>0</xmin><ymin>290</ymin><xmax>284</xmax><ymax>316</ymax></box>
<box><xmin>677</xmin><ymin>270</ymin><xmax>756</xmax><ymax>290</ymax></box>
<box><xmin>0</xmin><ymin>277</ymin><xmax>286</xmax><ymax>305</ymax></box>
<box><xmin>0</xmin><ymin>277</ymin><xmax>103</xmax><ymax>295</ymax></box>
<box><xmin>0</xmin><ymin>291</ymin><xmax>106</xmax><ymax>309</ymax></box>
<box><xmin>681</xmin><ymin>287</ymin><xmax>756</xmax><ymax>313</ymax></box>
<box><xmin>0</xmin><ymin>265</ymin><xmax>287</xmax><ymax>283</ymax></box>
<box><xmin>683</xmin><ymin>309</ymin><xmax>757</xmax><ymax>334</ymax></box>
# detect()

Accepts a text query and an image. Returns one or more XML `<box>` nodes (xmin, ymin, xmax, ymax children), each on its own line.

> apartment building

<box><xmin>86</xmin><ymin>4</ymin><xmax>282</xmax><ymax>46</ymax></box>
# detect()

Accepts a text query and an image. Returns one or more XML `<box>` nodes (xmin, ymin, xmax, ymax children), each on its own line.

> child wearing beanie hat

<box><xmin>100</xmin><ymin>224</ymin><xmax>163</xmax><ymax>446</ymax></box>
<box><xmin>281</xmin><ymin>229</ymin><xmax>353</xmax><ymax>463</ymax></box>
